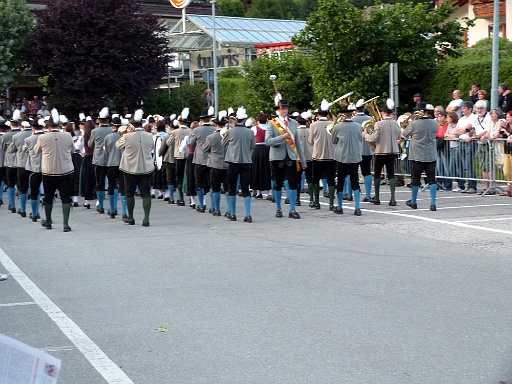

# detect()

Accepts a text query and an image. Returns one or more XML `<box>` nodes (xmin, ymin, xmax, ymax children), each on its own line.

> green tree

<box><xmin>0</xmin><ymin>0</ymin><xmax>33</xmax><ymax>89</ymax></box>
<box><xmin>217</xmin><ymin>0</ymin><xmax>246</xmax><ymax>17</ymax></box>
<box><xmin>298</xmin><ymin>0</ymin><xmax>318</xmax><ymax>19</ymax></box>
<box><xmin>242</xmin><ymin>51</ymin><xmax>313</xmax><ymax>115</ymax></box>
<box><xmin>293</xmin><ymin>0</ymin><xmax>472</xmax><ymax>110</ymax></box>
<box><xmin>247</xmin><ymin>0</ymin><xmax>300</xmax><ymax>20</ymax></box>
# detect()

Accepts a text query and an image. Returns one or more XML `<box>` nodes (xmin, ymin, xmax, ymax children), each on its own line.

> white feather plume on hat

<box><xmin>228</xmin><ymin>107</ymin><xmax>234</xmax><ymax>116</ymax></box>
<box><xmin>112</xmin><ymin>114</ymin><xmax>120</xmax><ymax>119</ymax></box>
<box><xmin>180</xmin><ymin>108</ymin><xmax>189</xmax><ymax>120</ymax></box>
<box><xmin>236</xmin><ymin>107</ymin><xmax>247</xmax><ymax>120</ymax></box>
<box><xmin>386</xmin><ymin>98</ymin><xmax>395</xmax><ymax>111</ymax></box>
<box><xmin>99</xmin><ymin>107</ymin><xmax>109</xmax><ymax>119</ymax></box>
<box><xmin>173</xmin><ymin>119</ymin><xmax>179</xmax><ymax>127</ymax></box>
<box><xmin>245</xmin><ymin>117</ymin><xmax>254</xmax><ymax>127</ymax></box>
<box><xmin>218</xmin><ymin>110</ymin><xmax>227</xmax><ymax>120</ymax></box>
<box><xmin>301</xmin><ymin>110</ymin><xmax>312</xmax><ymax>120</ymax></box>
<box><xmin>86</xmin><ymin>116</ymin><xmax>92</xmax><ymax>121</ymax></box>
<box><xmin>133</xmin><ymin>109</ymin><xmax>144</xmax><ymax>123</ymax></box>
<box><xmin>320</xmin><ymin>99</ymin><xmax>330</xmax><ymax>112</ymax></box>
<box><xmin>79</xmin><ymin>113</ymin><xmax>85</xmax><ymax>121</ymax></box>
<box><xmin>12</xmin><ymin>109</ymin><xmax>20</xmax><ymax>122</ymax></box>
<box><xmin>170</xmin><ymin>114</ymin><xmax>176</xmax><ymax>121</ymax></box>
<box><xmin>50</xmin><ymin>108</ymin><xmax>60</xmax><ymax>125</ymax></box>
<box><xmin>274</xmin><ymin>93</ymin><xmax>282</xmax><ymax>107</ymax></box>
<box><xmin>21</xmin><ymin>121</ymin><xmax>30</xmax><ymax>128</ymax></box>
<box><xmin>121</xmin><ymin>118</ymin><xmax>129</xmax><ymax>125</ymax></box>
<box><xmin>125</xmin><ymin>114</ymin><xmax>132</xmax><ymax>119</ymax></box>
<box><xmin>208</xmin><ymin>106</ymin><xmax>214</xmax><ymax>116</ymax></box>
<box><xmin>348</xmin><ymin>103</ymin><xmax>356</xmax><ymax>111</ymax></box>
<box><xmin>60</xmin><ymin>115</ymin><xmax>68</xmax><ymax>124</ymax></box>
<box><xmin>38</xmin><ymin>118</ymin><xmax>45</xmax><ymax>127</ymax></box>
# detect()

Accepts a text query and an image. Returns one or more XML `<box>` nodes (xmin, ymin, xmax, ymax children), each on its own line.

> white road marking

<box><xmin>455</xmin><ymin>217</ymin><xmax>512</xmax><ymax>223</ymax></box>
<box><xmin>40</xmin><ymin>346</ymin><xmax>76</xmax><ymax>352</ymax></box>
<box><xmin>0</xmin><ymin>247</ymin><xmax>134</xmax><ymax>384</ymax></box>
<box><xmin>0</xmin><ymin>301</ymin><xmax>36</xmax><ymax>307</ymax></box>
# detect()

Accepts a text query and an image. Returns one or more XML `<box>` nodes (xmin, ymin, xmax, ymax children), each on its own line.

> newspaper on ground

<box><xmin>0</xmin><ymin>333</ymin><xmax>61</xmax><ymax>384</ymax></box>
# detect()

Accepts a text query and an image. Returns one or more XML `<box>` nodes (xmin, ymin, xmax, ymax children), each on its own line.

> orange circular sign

<box><xmin>169</xmin><ymin>0</ymin><xmax>191</xmax><ymax>8</ymax></box>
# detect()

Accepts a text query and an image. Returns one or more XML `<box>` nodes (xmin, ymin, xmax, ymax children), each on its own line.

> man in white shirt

<box><xmin>453</xmin><ymin>101</ymin><xmax>479</xmax><ymax>193</ymax></box>
<box><xmin>446</xmin><ymin>90</ymin><xmax>464</xmax><ymax>119</ymax></box>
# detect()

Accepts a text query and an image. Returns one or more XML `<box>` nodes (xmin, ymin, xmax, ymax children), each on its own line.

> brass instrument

<box><xmin>118</xmin><ymin>123</ymin><xmax>135</xmax><ymax>137</ymax></box>
<box><xmin>361</xmin><ymin>96</ymin><xmax>381</xmax><ymax>151</ymax></box>
<box><xmin>403</xmin><ymin>110</ymin><xmax>424</xmax><ymax>128</ymax></box>
<box><xmin>326</xmin><ymin>92</ymin><xmax>353</xmax><ymax>135</ymax></box>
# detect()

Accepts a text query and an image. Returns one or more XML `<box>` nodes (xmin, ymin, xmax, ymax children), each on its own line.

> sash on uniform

<box><xmin>269</xmin><ymin>118</ymin><xmax>300</xmax><ymax>171</ymax></box>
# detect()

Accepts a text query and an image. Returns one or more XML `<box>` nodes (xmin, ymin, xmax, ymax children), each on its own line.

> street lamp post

<box><xmin>211</xmin><ymin>0</ymin><xmax>219</xmax><ymax>116</ymax></box>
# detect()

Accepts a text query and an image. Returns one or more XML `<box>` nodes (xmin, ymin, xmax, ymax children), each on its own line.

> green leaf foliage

<box><xmin>428</xmin><ymin>38</ymin><xmax>512</xmax><ymax>107</ymax></box>
<box><xmin>0</xmin><ymin>0</ymin><xmax>33</xmax><ymax>89</ymax></box>
<box><xmin>217</xmin><ymin>0</ymin><xmax>246</xmax><ymax>17</ymax></box>
<box><xmin>247</xmin><ymin>0</ymin><xmax>301</xmax><ymax>19</ymax></box>
<box><xmin>293</xmin><ymin>0</ymin><xmax>470</xmax><ymax>110</ymax></box>
<box><xmin>144</xmin><ymin>83</ymin><xmax>205</xmax><ymax>122</ymax></box>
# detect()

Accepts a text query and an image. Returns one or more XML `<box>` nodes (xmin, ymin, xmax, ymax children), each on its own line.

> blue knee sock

<box><xmin>168</xmin><ymin>184</ymin><xmax>175</xmax><ymax>200</ymax></box>
<box><xmin>30</xmin><ymin>199</ymin><xmax>38</xmax><ymax>216</ymax></box>
<box><xmin>244</xmin><ymin>196</ymin><xmax>251</xmax><ymax>216</ymax></box>
<box><xmin>301</xmin><ymin>172</ymin><xmax>305</xmax><ymax>190</ymax></box>
<box><xmin>284</xmin><ymin>180</ymin><xmax>290</xmax><ymax>196</ymax></box>
<box><xmin>364</xmin><ymin>175</ymin><xmax>373</xmax><ymax>198</ymax></box>
<box><xmin>229</xmin><ymin>195</ymin><xmax>236</xmax><ymax>215</ymax></box>
<box><xmin>354</xmin><ymin>190</ymin><xmax>361</xmax><ymax>210</ymax></box>
<box><xmin>343</xmin><ymin>176</ymin><xmax>349</xmax><ymax>196</ymax></box>
<box><xmin>19</xmin><ymin>193</ymin><xmax>28</xmax><ymax>212</ymax></box>
<box><xmin>8</xmin><ymin>187</ymin><xmax>15</xmax><ymax>208</ymax></box>
<box><xmin>212</xmin><ymin>192</ymin><xmax>220</xmax><ymax>211</ymax></box>
<box><xmin>274</xmin><ymin>190</ymin><xmax>282</xmax><ymax>210</ymax></box>
<box><xmin>429</xmin><ymin>183</ymin><xmax>437</xmax><ymax>205</ymax></box>
<box><xmin>108</xmin><ymin>194</ymin><xmax>115</xmax><ymax>213</ymax></box>
<box><xmin>196</xmin><ymin>188</ymin><xmax>205</xmax><ymax>208</ymax></box>
<box><xmin>411</xmin><ymin>186</ymin><xmax>419</xmax><ymax>204</ymax></box>
<box><xmin>0</xmin><ymin>181</ymin><xmax>4</xmax><ymax>201</ymax></box>
<box><xmin>35</xmin><ymin>195</ymin><xmax>40</xmax><ymax>216</ymax></box>
<box><xmin>226</xmin><ymin>193</ymin><xmax>231</xmax><ymax>213</ymax></box>
<box><xmin>113</xmin><ymin>189</ymin><xmax>119</xmax><ymax>212</ymax></box>
<box><xmin>322</xmin><ymin>179</ymin><xmax>327</xmax><ymax>193</ymax></box>
<box><xmin>271</xmin><ymin>180</ymin><xmax>276</xmax><ymax>200</ymax></box>
<box><xmin>346</xmin><ymin>176</ymin><xmax>353</xmax><ymax>197</ymax></box>
<box><xmin>121</xmin><ymin>195</ymin><xmax>127</xmax><ymax>215</ymax></box>
<box><xmin>288</xmin><ymin>189</ymin><xmax>297</xmax><ymax>212</ymax></box>
<box><xmin>209</xmin><ymin>188</ymin><xmax>214</xmax><ymax>209</ymax></box>
<box><xmin>337</xmin><ymin>192</ymin><xmax>343</xmax><ymax>209</ymax></box>
<box><xmin>96</xmin><ymin>191</ymin><xmax>104</xmax><ymax>209</ymax></box>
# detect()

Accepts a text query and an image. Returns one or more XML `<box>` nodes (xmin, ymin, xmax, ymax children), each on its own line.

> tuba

<box><xmin>326</xmin><ymin>92</ymin><xmax>353</xmax><ymax>135</ymax></box>
<box><xmin>361</xmin><ymin>96</ymin><xmax>382</xmax><ymax>151</ymax></box>
<box><xmin>118</xmin><ymin>123</ymin><xmax>136</xmax><ymax>137</ymax></box>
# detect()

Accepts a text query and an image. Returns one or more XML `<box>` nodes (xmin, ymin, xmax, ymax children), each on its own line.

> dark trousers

<box><xmin>303</xmin><ymin>161</ymin><xmax>312</xmax><ymax>184</ymax></box>
<box><xmin>124</xmin><ymin>172</ymin><xmax>151</xmax><ymax>198</ymax></box>
<box><xmin>17</xmin><ymin>167</ymin><xmax>30</xmax><ymax>194</ymax></box>
<box><xmin>410</xmin><ymin>161</ymin><xmax>436</xmax><ymax>187</ymax></box>
<box><xmin>165</xmin><ymin>162</ymin><xmax>176</xmax><ymax>186</ymax></box>
<box><xmin>0</xmin><ymin>167</ymin><xmax>6</xmax><ymax>184</ymax></box>
<box><xmin>227</xmin><ymin>163</ymin><xmax>251</xmax><ymax>197</ymax></box>
<box><xmin>373</xmin><ymin>154</ymin><xmax>397</xmax><ymax>180</ymax></box>
<box><xmin>195</xmin><ymin>164</ymin><xmax>210</xmax><ymax>190</ymax></box>
<box><xmin>107</xmin><ymin>166</ymin><xmax>124</xmax><ymax>195</ymax></box>
<box><xmin>271</xmin><ymin>158</ymin><xmax>299</xmax><ymax>190</ymax></box>
<box><xmin>210</xmin><ymin>168</ymin><xmax>229</xmax><ymax>193</ymax></box>
<box><xmin>42</xmin><ymin>173</ymin><xmax>73</xmax><ymax>205</ymax></box>
<box><xmin>29</xmin><ymin>172</ymin><xmax>43</xmax><ymax>200</ymax></box>
<box><xmin>175</xmin><ymin>159</ymin><xmax>186</xmax><ymax>185</ymax></box>
<box><xmin>336</xmin><ymin>162</ymin><xmax>360</xmax><ymax>193</ymax></box>
<box><xmin>6</xmin><ymin>167</ymin><xmax>17</xmax><ymax>188</ymax></box>
<box><xmin>94</xmin><ymin>165</ymin><xmax>108</xmax><ymax>190</ymax></box>
<box><xmin>311</xmin><ymin>160</ymin><xmax>335</xmax><ymax>185</ymax></box>
<box><xmin>359</xmin><ymin>155</ymin><xmax>373</xmax><ymax>177</ymax></box>
<box><xmin>71</xmin><ymin>153</ymin><xmax>82</xmax><ymax>196</ymax></box>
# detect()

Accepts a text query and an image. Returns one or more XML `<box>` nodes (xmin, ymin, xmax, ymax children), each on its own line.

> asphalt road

<box><xmin>1</xmin><ymin>184</ymin><xmax>512</xmax><ymax>384</ymax></box>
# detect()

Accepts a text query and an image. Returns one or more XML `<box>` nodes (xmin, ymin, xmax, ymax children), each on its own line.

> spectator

<box><xmin>487</xmin><ymin>108</ymin><xmax>506</xmax><ymax>182</ymax></box>
<box><xmin>435</xmin><ymin>108</ymin><xmax>449</xmax><ymax>190</ymax></box>
<box><xmin>446</xmin><ymin>90</ymin><xmax>464</xmax><ymax>119</ymax></box>
<box><xmin>412</xmin><ymin>93</ymin><xmax>427</xmax><ymax>109</ymax></box>
<box><xmin>473</xmin><ymin>90</ymin><xmax>489</xmax><ymax>113</ymax></box>
<box><xmin>443</xmin><ymin>112</ymin><xmax>463</xmax><ymax>192</ymax></box>
<box><xmin>468</xmin><ymin>82</ymin><xmax>480</xmax><ymax>104</ymax></box>
<box><xmin>204</xmin><ymin>89</ymin><xmax>214</xmax><ymax>108</ymax></box>
<box><xmin>453</xmin><ymin>101</ymin><xmax>478</xmax><ymax>193</ymax></box>
<box><xmin>498</xmin><ymin>83</ymin><xmax>512</xmax><ymax>114</ymax></box>
<box><xmin>28</xmin><ymin>96</ymin><xmax>40</xmax><ymax>115</ymax></box>
<box><xmin>37</xmin><ymin>104</ymin><xmax>51</xmax><ymax>118</ymax></box>
<box><xmin>473</xmin><ymin>100</ymin><xmax>492</xmax><ymax>194</ymax></box>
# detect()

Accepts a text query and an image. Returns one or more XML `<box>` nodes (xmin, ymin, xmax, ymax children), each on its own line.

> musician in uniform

<box><xmin>88</xmin><ymin>107</ymin><xmax>111</xmax><ymax>214</ymax></box>
<box><xmin>2</xmin><ymin>110</ymin><xmax>22</xmax><ymax>213</ymax></box>
<box><xmin>402</xmin><ymin>109</ymin><xmax>439</xmax><ymax>210</ymax></box>
<box><xmin>222</xmin><ymin>107</ymin><xmax>255</xmax><ymax>222</ymax></box>
<box><xmin>23</xmin><ymin>118</ymin><xmax>45</xmax><ymax>221</ymax></box>
<box><xmin>296</xmin><ymin>111</ymin><xmax>313</xmax><ymax>207</ymax></box>
<box><xmin>364</xmin><ymin>99</ymin><xmax>401</xmax><ymax>206</ymax></box>
<box><xmin>158</xmin><ymin>116</ymin><xmax>177</xmax><ymax>204</ymax></box>
<box><xmin>104</xmin><ymin>116</ymin><xmax>123</xmax><ymax>219</ymax></box>
<box><xmin>266</xmin><ymin>98</ymin><xmax>307</xmax><ymax>219</ymax></box>
<box><xmin>308</xmin><ymin>99</ymin><xmax>336</xmax><ymax>210</ymax></box>
<box><xmin>8</xmin><ymin>119</ymin><xmax>32</xmax><ymax>217</ymax></box>
<box><xmin>166</xmin><ymin>108</ymin><xmax>190</xmax><ymax>206</ymax></box>
<box><xmin>351</xmin><ymin>99</ymin><xmax>374</xmax><ymax>202</ymax></box>
<box><xmin>0</xmin><ymin>120</ymin><xmax>8</xmax><ymax>206</ymax></box>
<box><xmin>34</xmin><ymin>110</ymin><xmax>74</xmax><ymax>232</ymax></box>
<box><xmin>332</xmin><ymin>104</ymin><xmax>363</xmax><ymax>216</ymax></box>
<box><xmin>116</xmin><ymin>110</ymin><xmax>154</xmax><ymax>227</ymax></box>
<box><xmin>190</xmin><ymin>107</ymin><xmax>216</xmax><ymax>212</ymax></box>
<box><xmin>203</xmin><ymin>111</ymin><xmax>229</xmax><ymax>216</ymax></box>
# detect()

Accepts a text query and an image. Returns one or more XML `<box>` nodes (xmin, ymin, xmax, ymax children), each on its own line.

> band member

<box><xmin>308</xmin><ymin>99</ymin><xmax>336</xmax><ymax>210</ymax></box>
<box><xmin>166</xmin><ymin>108</ymin><xmax>190</xmax><ymax>206</ymax></box>
<box><xmin>34</xmin><ymin>110</ymin><xmax>74</xmax><ymax>232</ymax></box>
<box><xmin>402</xmin><ymin>109</ymin><xmax>438</xmax><ymax>210</ymax></box>
<box><xmin>66</xmin><ymin>121</ymin><xmax>83</xmax><ymax>207</ymax></box>
<box><xmin>332</xmin><ymin>104</ymin><xmax>363</xmax><ymax>215</ymax></box>
<box><xmin>296</xmin><ymin>111</ymin><xmax>313</xmax><ymax>207</ymax></box>
<box><xmin>23</xmin><ymin>118</ymin><xmax>45</xmax><ymax>221</ymax></box>
<box><xmin>116</xmin><ymin>109</ymin><xmax>154</xmax><ymax>227</ymax></box>
<box><xmin>8</xmin><ymin>119</ymin><xmax>32</xmax><ymax>216</ymax></box>
<box><xmin>351</xmin><ymin>99</ymin><xmax>374</xmax><ymax>202</ymax></box>
<box><xmin>190</xmin><ymin>107</ymin><xmax>216</xmax><ymax>212</ymax></box>
<box><xmin>0</xmin><ymin>120</ymin><xmax>8</xmax><ymax>206</ymax></box>
<box><xmin>158</xmin><ymin>117</ymin><xmax>177</xmax><ymax>204</ymax></box>
<box><xmin>88</xmin><ymin>107</ymin><xmax>111</xmax><ymax>214</ymax></box>
<box><xmin>222</xmin><ymin>107</ymin><xmax>255</xmax><ymax>222</ymax></box>
<box><xmin>151</xmin><ymin>119</ymin><xmax>167</xmax><ymax>199</ymax></box>
<box><xmin>364</xmin><ymin>99</ymin><xmax>401</xmax><ymax>206</ymax></box>
<box><xmin>2</xmin><ymin>110</ymin><xmax>22</xmax><ymax>213</ymax></box>
<box><xmin>203</xmin><ymin>111</ymin><xmax>229</xmax><ymax>216</ymax></box>
<box><xmin>104</xmin><ymin>116</ymin><xmax>123</xmax><ymax>219</ymax></box>
<box><xmin>266</xmin><ymin>98</ymin><xmax>307</xmax><ymax>219</ymax></box>
<box><xmin>251</xmin><ymin>112</ymin><xmax>272</xmax><ymax>199</ymax></box>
